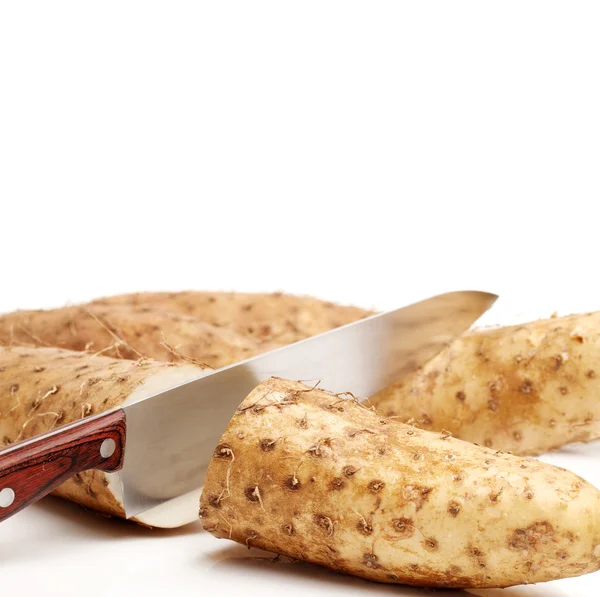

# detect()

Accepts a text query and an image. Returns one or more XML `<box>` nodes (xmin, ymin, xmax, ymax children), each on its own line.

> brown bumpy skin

<box><xmin>89</xmin><ymin>291</ymin><xmax>373</xmax><ymax>345</ymax></box>
<box><xmin>0</xmin><ymin>305</ymin><xmax>266</xmax><ymax>369</ymax></box>
<box><xmin>0</xmin><ymin>346</ymin><xmax>202</xmax><ymax>518</ymax></box>
<box><xmin>369</xmin><ymin>311</ymin><xmax>600</xmax><ymax>456</ymax></box>
<box><xmin>200</xmin><ymin>378</ymin><xmax>600</xmax><ymax>588</ymax></box>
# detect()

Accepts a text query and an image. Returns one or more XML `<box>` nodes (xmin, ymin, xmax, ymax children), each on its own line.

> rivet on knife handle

<box><xmin>0</xmin><ymin>409</ymin><xmax>126</xmax><ymax>523</ymax></box>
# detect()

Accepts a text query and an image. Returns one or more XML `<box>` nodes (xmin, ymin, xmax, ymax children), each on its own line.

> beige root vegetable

<box><xmin>368</xmin><ymin>311</ymin><xmax>600</xmax><ymax>456</ymax></box>
<box><xmin>89</xmin><ymin>291</ymin><xmax>372</xmax><ymax>345</ymax></box>
<box><xmin>200</xmin><ymin>377</ymin><xmax>600</xmax><ymax>589</ymax></box>
<box><xmin>0</xmin><ymin>305</ymin><xmax>267</xmax><ymax>369</ymax></box>
<box><xmin>0</xmin><ymin>346</ymin><xmax>204</xmax><ymax>525</ymax></box>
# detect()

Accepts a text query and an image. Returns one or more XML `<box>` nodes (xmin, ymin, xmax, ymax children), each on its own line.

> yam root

<box><xmin>368</xmin><ymin>311</ymin><xmax>600</xmax><ymax>455</ymax></box>
<box><xmin>0</xmin><ymin>305</ymin><xmax>267</xmax><ymax>369</ymax></box>
<box><xmin>200</xmin><ymin>377</ymin><xmax>600</xmax><ymax>588</ymax></box>
<box><xmin>89</xmin><ymin>290</ymin><xmax>373</xmax><ymax>345</ymax></box>
<box><xmin>0</xmin><ymin>346</ymin><xmax>204</xmax><ymax>524</ymax></box>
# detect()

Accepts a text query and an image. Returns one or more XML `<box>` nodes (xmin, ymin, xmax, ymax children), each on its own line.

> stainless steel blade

<box><xmin>119</xmin><ymin>290</ymin><xmax>497</xmax><ymax>519</ymax></box>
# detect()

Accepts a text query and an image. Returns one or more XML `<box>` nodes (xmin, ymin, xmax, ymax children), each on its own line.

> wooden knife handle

<box><xmin>0</xmin><ymin>409</ymin><xmax>126</xmax><ymax>523</ymax></box>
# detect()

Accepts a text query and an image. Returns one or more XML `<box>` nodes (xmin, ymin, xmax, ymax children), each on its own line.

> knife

<box><xmin>0</xmin><ymin>290</ymin><xmax>496</xmax><ymax>525</ymax></box>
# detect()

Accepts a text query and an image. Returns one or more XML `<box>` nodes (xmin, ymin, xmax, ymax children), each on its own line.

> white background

<box><xmin>1</xmin><ymin>2</ymin><xmax>600</xmax><ymax>595</ymax></box>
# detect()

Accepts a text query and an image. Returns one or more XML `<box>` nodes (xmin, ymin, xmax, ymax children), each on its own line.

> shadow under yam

<box><xmin>33</xmin><ymin>495</ymin><xmax>203</xmax><ymax>539</ymax></box>
<box><xmin>207</xmin><ymin>543</ymin><xmax>564</xmax><ymax>597</ymax></box>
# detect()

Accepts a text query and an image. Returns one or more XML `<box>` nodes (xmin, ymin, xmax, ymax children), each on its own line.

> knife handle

<box><xmin>0</xmin><ymin>409</ymin><xmax>126</xmax><ymax>523</ymax></box>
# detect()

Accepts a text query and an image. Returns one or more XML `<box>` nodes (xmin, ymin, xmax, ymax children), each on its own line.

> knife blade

<box><xmin>0</xmin><ymin>290</ymin><xmax>496</xmax><ymax>525</ymax></box>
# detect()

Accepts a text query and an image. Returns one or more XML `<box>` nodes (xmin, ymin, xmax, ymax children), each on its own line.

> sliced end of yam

<box><xmin>0</xmin><ymin>346</ymin><xmax>207</xmax><ymax>527</ymax></box>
